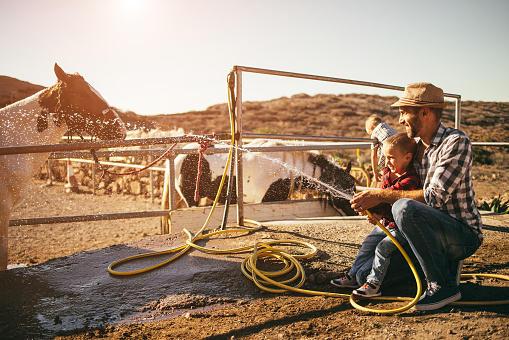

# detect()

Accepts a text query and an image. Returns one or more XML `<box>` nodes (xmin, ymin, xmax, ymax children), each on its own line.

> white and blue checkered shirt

<box><xmin>414</xmin><ymin>123</ymin><xmax>483</xmax><ymax>238</ymax></box>
<box><xmin>371</xmin><ymin>122</ymin><xmax>398</xmax><ymax>167</ymax></box>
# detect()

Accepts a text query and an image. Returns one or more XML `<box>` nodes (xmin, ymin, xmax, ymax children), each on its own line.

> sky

<box><xmin>1</xmin><ymin>0</ymin><xmax>508</xmax><ymax>116</ymax></box>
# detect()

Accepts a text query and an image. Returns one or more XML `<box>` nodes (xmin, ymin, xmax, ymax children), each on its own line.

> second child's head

<box><xmin>365</xmin><ymin>114</ymin><xmax>382</xmax><ymax>135</ymax></box>
<box><xmin>382</xmin><ymin>133</ymin><xmax>417</xmax><ymax>174</ymax></box>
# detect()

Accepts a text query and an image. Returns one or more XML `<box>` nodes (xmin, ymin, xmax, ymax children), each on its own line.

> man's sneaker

<box><xmin>330</xmin><ymin>273</ymin><xmax>359</xmax><ymax>288</ymax></box>
<box><xmin>412</xmin><ymin>281</ymin><xmax>461</xmax><ymax>311</ymax></box>
<box><xmin>352</xmin><ymin>281</ymin><xmax>381</xmax><ymax>298</ymax></box>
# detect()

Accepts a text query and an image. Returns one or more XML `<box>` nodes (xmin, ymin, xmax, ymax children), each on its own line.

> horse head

<box><xmin>38</xmin><ymin>63</ymin><xmax>126</xmax><ymax>141</ymax></box>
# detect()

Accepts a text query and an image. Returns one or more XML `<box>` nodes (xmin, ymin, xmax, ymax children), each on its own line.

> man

<box><xmin>350</xmin><ymin>82</ymin><xmax>483</xmax><ymax>311</ymax></box>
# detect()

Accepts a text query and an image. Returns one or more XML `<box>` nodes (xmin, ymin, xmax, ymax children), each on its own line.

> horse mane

<box><xmin>37</xmin><ymin>73</ymin><xmax>84</xmax><ymax>132</ymax></box>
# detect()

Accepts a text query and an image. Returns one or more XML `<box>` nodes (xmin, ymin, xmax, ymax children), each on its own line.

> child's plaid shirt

<box><xmin>370</xmin><ymin>165</ymin><xmax>421</xmax><ymax>229</ymax></box>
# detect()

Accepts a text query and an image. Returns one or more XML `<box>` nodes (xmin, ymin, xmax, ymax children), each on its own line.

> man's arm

<box><xmin>350</xmin><ymin>188</ymin><xmax>425</xmax><ymax>213</ymax></box>
<box><xmin>424</xmin><ymin>133</ymin><xmax>471</xmax><ymax>209</ymax></box>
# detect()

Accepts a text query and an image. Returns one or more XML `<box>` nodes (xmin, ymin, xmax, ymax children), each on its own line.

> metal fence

<box><xmin>4</xmin><ymin>65</ymin><xmax>504</xmax><ymax>232</ymax></box>
<box><xmin>5</xmin><ymin>134</ymin><xmax>374</xmax><ymax>228</ymax></box>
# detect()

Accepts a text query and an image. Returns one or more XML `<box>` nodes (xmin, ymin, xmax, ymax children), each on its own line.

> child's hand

<box><xmin>366</xmin><ymin>213</ymin><xmax>382</xmax><ymax>225</ymax></box>
<box><xmin>374</xmin><ymin>171</ymin><xmax>382</xmax><ymax>183</ymax></box>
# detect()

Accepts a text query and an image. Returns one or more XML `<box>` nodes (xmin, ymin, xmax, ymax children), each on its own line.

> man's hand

<box><xmin>350</xmin><ymin>189</ymin><xmax>383</xmax><ymax>214</ymax></box>
<box><xmin>351</xmin><ymin>188</ymin><xmax>426</xmax><ymax>214</ymax></box>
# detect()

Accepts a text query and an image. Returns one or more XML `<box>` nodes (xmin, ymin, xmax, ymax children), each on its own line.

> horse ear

<box><xmin>54</xmin><ymin>63</ymin><xmax>69</xmax><ymax>82</ymax></box>
<box><xmin>345</xmin><ymin>161</ymin><xmax>352</xmax><ymax>173</ymax></box>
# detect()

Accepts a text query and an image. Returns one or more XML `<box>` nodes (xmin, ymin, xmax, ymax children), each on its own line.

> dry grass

<box><xmin>140</xmin><ymin>93</ymin><xmax>508</xmax><ymax>167</ymax></box>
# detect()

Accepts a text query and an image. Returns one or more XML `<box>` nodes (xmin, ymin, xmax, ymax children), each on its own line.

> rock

<box><xmin>314</xmin><ymin>272</ymin><xmax>327</xmax><ymax>284</ymax></box>
<box><xmin>130</xmin><ymin>181</ymin><xmax>142</xmax><ymax>195</ymax></box>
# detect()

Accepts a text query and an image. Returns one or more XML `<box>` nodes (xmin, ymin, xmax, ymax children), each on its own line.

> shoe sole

<box><xmin>351</xmin><ymin>291</ymin><xmax>381</xmax><ymax>298</ymax></box>
<box><xmin>330</xmin><ymin>280</ymin><xmax>360</xmax><ymax>289</ymax></box>
<box><xmin>412</xmin><ymin>292</ymin><xmax>462</xmax><ymax>311</ymax></box>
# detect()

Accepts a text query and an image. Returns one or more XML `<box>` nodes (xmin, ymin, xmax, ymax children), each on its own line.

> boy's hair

<box><xmin>384</xmin><ymin>132</ymin><xmax>417</xmax><ymax>156</ymax></box>
<box><xmin>365</xmin><ymin>114</ymin><xmax>382</xmax><ymax>132</ymax></box>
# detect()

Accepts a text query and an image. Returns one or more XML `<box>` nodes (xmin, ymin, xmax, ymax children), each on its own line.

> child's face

<box><xmin>383</xmin><ymin>144</ymin><xmax>411</xmax><ymax>174</ymax></box>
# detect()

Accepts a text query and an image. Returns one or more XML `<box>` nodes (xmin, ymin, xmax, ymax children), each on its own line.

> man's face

<box><xmin>398</xmin><ymin>106</ymin><xmax>423</xmax><ymax>138</ymax></box>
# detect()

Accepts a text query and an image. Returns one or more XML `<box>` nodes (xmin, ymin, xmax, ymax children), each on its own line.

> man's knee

<box><xmin>392</xmin><ymin>198</ymin><xmax>415</xmax><ymax>227</ymax></box>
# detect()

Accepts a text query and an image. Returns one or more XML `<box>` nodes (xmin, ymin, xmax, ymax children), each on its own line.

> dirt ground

<box><xmin>5</xmin><ymin>165</ymin><xmax>509</xmax><ymax>339</ymax></box>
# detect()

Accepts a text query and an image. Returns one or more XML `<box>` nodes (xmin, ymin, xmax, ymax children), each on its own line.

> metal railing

<box><xmin>8</xmin><ymin>65</ymin><xmax>501</xmax><ymax>231</ymax></box>
<box><xmin>234</xmin><ymin>66</ymin><xmax>463</xmax><ymax>129</ymax></box>
<box><xmin>231</xmin><ymin>66</ymin><xmax>462</xmax><ymax>225</ymax></box>
<box><xmin>5</xmin><ymin>135</ymin><xmax>373</xmax><ymax>227</ymax></box>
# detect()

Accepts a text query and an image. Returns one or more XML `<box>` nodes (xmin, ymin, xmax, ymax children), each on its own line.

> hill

<box><xmin>1</xmin><ymin>75</ymin><xmax>507</xmax><ymax>146</ymax></box>
<box><xmin>0</xmin><ymin>75</ymin><xmax>45</xmax><ymax>108</ymax></box>
<box><xmin>149</xmin><ymin>93</ymin><xmax>509</xmax><ymax>144</ymax></box>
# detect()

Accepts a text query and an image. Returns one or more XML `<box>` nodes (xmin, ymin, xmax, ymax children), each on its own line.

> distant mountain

<box><xmin>148</xmin><ymin>93</ymin><xmax>509</xmax><ymax>144</ymax></box>
<box><xmin>2</xmin><ymin>75</ymin><xmax>507</xmax><ymax>144</ymax></box>
<box><xmin>0</xmin><ymin>76</ymin><xmax>44</xmax><ymax>108</ymax></box>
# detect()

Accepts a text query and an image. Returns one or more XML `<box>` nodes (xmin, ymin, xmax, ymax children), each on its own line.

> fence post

<box><xmin>92</xmin><ymin>162</ymin><xmax>96</xmax><ymax>195</ymax></box>
<box><xmin>149</xmin><ymin>146</ymin><xmax>155</xmax><ymax>203</ymax></box>
<box><xmin>46</xmin><ymin>159</ymin><xmax>53</xmax><ymax>185</ymax></box>
<box><xmin>161</xmin><ymin>158</ymin><xmax>170</xmax><ymax>234</ymax></box>
<box><xmin>65</xmin><ymin>159</ymin><xmax>79</xmax><ymax>193</ymax></box>
<box><xmin>236</xmin><ymin>67</ymin><xmax>245</xmax><ymax>226</ymax></box>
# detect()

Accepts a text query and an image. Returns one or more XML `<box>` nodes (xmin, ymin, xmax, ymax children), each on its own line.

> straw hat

<box><xmin>391</xmin><ymin>82</ymin><xmax>449</xmax><ymax>108</ymax></box>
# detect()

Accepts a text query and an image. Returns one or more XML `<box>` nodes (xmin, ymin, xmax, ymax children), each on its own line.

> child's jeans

<box><xmin>349</xmin><ymin>225</ymin><xmax>407</xmax><ymax>285</ymax></box>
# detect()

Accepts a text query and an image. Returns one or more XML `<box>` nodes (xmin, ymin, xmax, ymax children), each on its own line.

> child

<box><xmin>365</xmin><ymin>115</ymin><xmax>398</xmax><ymax>184</ymax></box>
<box><xmin>330</xmin><ymin>133</ymin><xmax>420</xmax><ymax>297</ymax></box>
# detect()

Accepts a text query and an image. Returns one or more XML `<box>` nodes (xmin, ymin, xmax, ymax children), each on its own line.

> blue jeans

<box><xmin>392</xmin><ymin>199</ymin><xmax>482</xmax><ymax>286</ymax></box>
<box><xmin>349</xmin><ymin>225</ymin><xmax>407</xmax><ymax>285</ymax></box>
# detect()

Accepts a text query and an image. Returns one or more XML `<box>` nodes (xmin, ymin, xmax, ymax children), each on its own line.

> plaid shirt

<box><xmin>414</xmin><ymin>123</ymin><xmax>483</xmax><ymax>238</ymax></box>
<box><xmin>371</xmin><ymin>123</ymin><xmax>398</xmax><ymax>167</ymax></box>
<box><xmin>370</xmin><ymin>165</ymin><xmax>421</xmax><ymax>229</ymax></box>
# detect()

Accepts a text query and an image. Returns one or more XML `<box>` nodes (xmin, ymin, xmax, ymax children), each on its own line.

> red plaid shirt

<box><xmin>369</xmin><ymin>165</ymin><xmax>421</xmax><ymax>229</ymax></box>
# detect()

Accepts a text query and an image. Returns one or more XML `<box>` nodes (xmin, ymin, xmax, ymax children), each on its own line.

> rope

<box><xmin>89</xmin><ymin>143</ymin><xmax>178</xmax><ymax>180</ymax></box>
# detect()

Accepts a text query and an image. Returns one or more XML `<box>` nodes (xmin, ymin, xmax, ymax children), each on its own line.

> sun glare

<box><xmin>124</xmin><ymin>0</ymin><xmax>142</xmax><ymax>10</ymax></box>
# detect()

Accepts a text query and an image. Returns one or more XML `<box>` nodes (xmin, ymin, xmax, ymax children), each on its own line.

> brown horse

<box><xmin>0</xmin><ymin>63</ymin><xmax>127</xmax><ymax>270</ymax></box>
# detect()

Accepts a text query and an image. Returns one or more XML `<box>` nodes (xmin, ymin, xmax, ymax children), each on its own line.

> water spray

<box><xmin>109</xmin><ymin>68</ymin><xmax>509</xmax><ymax>315</ymax></box>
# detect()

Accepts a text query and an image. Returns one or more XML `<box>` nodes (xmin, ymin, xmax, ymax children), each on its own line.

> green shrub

<box><xmin>472</xmin><ymin>148</ymin><xmax>493</xmax><ymax>165</ymax></box>
<box><xmin>478</xmin><ymin>198</ymin><xmax>509</xmax><ymax>214</ymax></box>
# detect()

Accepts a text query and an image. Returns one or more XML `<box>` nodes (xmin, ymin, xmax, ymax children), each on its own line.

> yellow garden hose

<box><xmin>351</xmin><ymin>166</ymin><xmax>371</xmax><ymax>187</ymax></box>
<box><xmin>109</xmin><ymin>70</ymin><xmax>240</xmax><ymax>276</ymax></box>
<box><xmin>108</xmin><ymin>69</ymin><xmax>509</xmax><ymax>314</ymax></box>
<box><xmin>239</xmin><ymin>210</ymin><xmax>423</xmax><ymax>314</ymax></box>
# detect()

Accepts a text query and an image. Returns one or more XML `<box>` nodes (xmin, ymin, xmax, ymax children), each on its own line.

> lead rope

<box><xmin>90</xmin><ymin>142</ymin><xmax>178</xmax><ymax>179</ymax></box>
